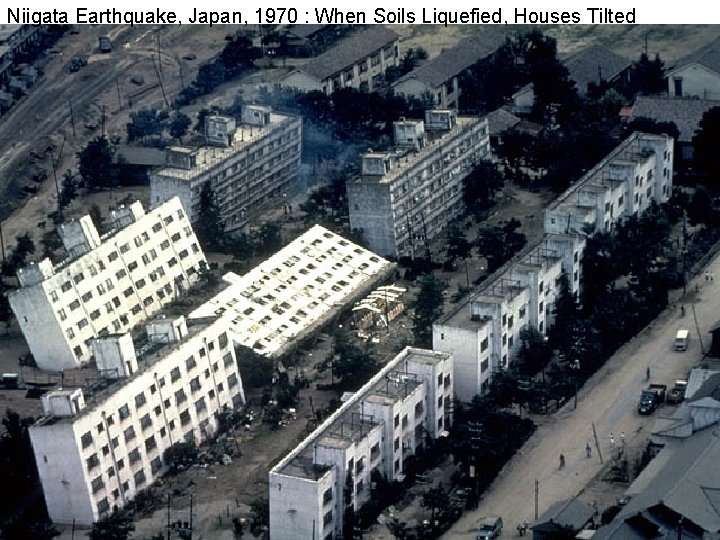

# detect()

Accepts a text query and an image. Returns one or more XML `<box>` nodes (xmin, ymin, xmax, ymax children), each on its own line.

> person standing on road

<box><xmin>621</xmin><ymin>432</ymin><xmax>626</xmax><ymax>446</ymax></box>
<box><xmin>610</xmin><ymin>433</ymin><xmax>616</xmax><ymax>450</ymax></box>
<box><xmin>646</xmin><ymin>366</ymin><xmax>650</xmax><ymax>381</ymax></box>
<box><xmin>559</xmin><ymin>453</ymin><xmax>565</xmax><ymax>469</ymax></box>
<box><xmin>586</xmin><ymin>442</ymin><xmax>592</xmax><ymax>458</ymax></box>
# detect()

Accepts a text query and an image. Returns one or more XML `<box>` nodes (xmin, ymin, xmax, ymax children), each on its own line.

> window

<box><xmin>186</xmin><ymin>356</ymin><xmax>197</xmax><ymax>371</ymax></box>
<box><xmin>323</xmin><ymin>510</ymin><xmax>333</xmax><ymax>526</ymax></box>
<box><xmin>117</xmin><ymin>458</ymin><xmax>124</xmax><ymax>470</ymax></box>
<box><xmin>195</xmin><ymin>398</ymin><xmax>207</xmax><ymax>413</ymax></box>
<box><xmin>402</xmin><ymin>414</ymin><xmax>408</xmax><ymax>429</ymax></box>
<box><xmin>119</xmin><ymin>243</ymin><xmax>130</xmax><ymax>254</ymax></box>
<box><xmin>175</xmin><ymin>389</ymin><xmax>187</xmax><ymax>404</ymax></box>
<box><xmin>152</xmin><ymin>222</ymin><xmax>162</xmax><ymax>233</ymax></box>
<box><xmin>61</xmin><ymin>281</ymin><xmax>72</xmax><ymax>292</ymax></box>
<box><xmin>135</xmin><ymin>278</ymin><xmax>146</xmax><ymax>289</ymax></box>
<box><xmin>124</xmin><ymin>426</ymin><xmax>136</xmax><ymax>442</ymax></box>
<box><xmin>57</xmin><ymin>308</ymin><xmax>67</xmax><ymax>321</ymax></box>
<box><xmin>323</xmin><ymin>488</ymin><xmax>333</xmax><ymax>505</ymax></box>
<box><xmin>160</xmin><ymin>239</ymin><xmax>170</xmax><ymax>250</ymax></box>
<box><xmin>481</xmin><ymin>337</ymin><xmax>489</xmax><ymax>352</ymax></box>
<box><xmin>219</xmin><ymin>332</ymin><xmax>228</xmax><ymax>348</ymax></box>
<box><xmin>145</xmin><ymin>436</ymin><xmax>157</xmax><ymax>452</ymax></box>
<box><xmin>81</xmin><ymin>291</ymin><xmax>92</xmax><ymax>303</ymax></box>
<box><xmin>78</xmin><ymin>318</ymin><xmax>89</xmax><ymax>330</ymax></box>
<box><xmin>127</xmin><ymin>261</ymin><xmax>138</xmax><ymax>272</ymax></box>
<box><xmin>119</xmin><ymin>404</ymin><xmax>130</xmax><ymax>420</ymax></box>
<box><xmin>69</xmin><ymin>299</ymin><xmax>81</xmax><ymax>311</ymax></box>
<box><xmin>86</xmin><ymin>453</ymin><xmax>100</xmax><ymax>471</ymax></box>
<box><xmin>90</xmin><ymin>309</ymin><xmax>101</xmax><ymax>321</ymax></box>
<box><xmin>228</xmin><ymin>374</ymin><xmax>238</xmax><ymax>388</ymax></box>
<box><xmin>151</xmin><ymin>456</ymin><xmax>162</xmax><ymax>473</ymax></box>
<box><xmin>170</xmin><ymin>367</ymin><xmax>181</xmax><ymax>383</ymax></box>
<box><xmin>394</xmin><ymin>414</ymin><xmax>399</xmax><ymax>428</ymax></box>
<box><xmin>73</xmin><ymin>272</ymin><xmax>85</xmax><ymax>284</ymax></box>
<box><xmin>98</xmin><ymin>498</ymin><xmax>110</xmax><ymax>515</ymax></box>
<box><xmin>135</xmin><ymin>392</ymin><xmax>146</xmax><ymax>408</ymax></box>
<box><xmin>91</xmin><ymin>476</ymin><xmax>104</xmax><ymax>494</ymax></box>
<box><xmin>81</xmin><ymin>432</ymin><xmax>93</xmax><ymax>448</ymax></box>
<box><xmin>140</xmin><ymin>414</ymin><xmax>152</xmax><ymax>431</ymax></box>
<box><xmin>223</xmin><ymin>352</ymin><xmax>234</xmax><ymax>367</ymax></box>
<box><xmin>129</xmin><ymin>448</ymin><xmax>141</xmax><ymax>464</ymax></box>
<box><xmin>179</xmin><ymin>410</ymin><xmax>191</xmax><ymax>426</ymax></box>
<box><xmin>108</xmin><ymin>251</ymin><xmax>119</xmax><ymax>262</ymax></box>
<box><xmin>134</xmin><ymin>469</ymin><xmax>146</xmax><ymax>487</ymax></box>
<box><xmin>190</xmin><ymin>377</ymin><xmax>201</xmax><ymax>393</ymax></box>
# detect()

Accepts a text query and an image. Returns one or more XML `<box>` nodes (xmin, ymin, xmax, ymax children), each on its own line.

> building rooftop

<box><xmin>294</xmin><ymin>26</ymin><xmax>398</xmax><ymax>81</ymax></box>
<box><xmin>629</xmin><ymin>95</ymin><xmax>720</xmax><ymax>142</ymax></box>
<box><xmin>32</xmin><ymin>316</ymin><xmax>219</xmax><ymax>426</ymax></box>
<box><xmin>669</xmin><ymin>34</ymin><xmax>720</xmax><ymax>76</ymax></box>
<box><xmin>351</xmin><ymin>116</ymin><xmax>484</xmax><ymax>186</ymax></box>
<box><xmin>189</xmin><ymin>225</ymin><xmax>393</xmax><ymax>357</ymax></box>
<box><xmin>562</xmin><ymin>44</ymin><xmax>631</xmax><ymax>94</ymax></box>
<box><xmin>272</xmin><ymin>348</ymin><xmax>448</xmax><ymax>480</ymax></box>
<box><xmin>394</xmin><ymin>29</ymin><xmax>505</xmax><ymax>88</ymax></box>
<box><xmin>534</xmin><ymin>498</ymin><xmax>596</xmax><ymax>530</ymax></box>
<box><xmin>150</xmin><ymin>111</ymin><xmax>295</xmax><ymax>182</ymax></box>
<box><xmin>486</xmin><ymin>108</ymin><xmax>521</xmax><ymax>137</ymax></box>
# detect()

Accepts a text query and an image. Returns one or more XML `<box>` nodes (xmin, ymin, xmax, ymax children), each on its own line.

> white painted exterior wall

<box><xmin>9</xmin><ymin>198</ymin><xmax>206</xmax><ymax>370</ymax></box>
<box><xmin>150</xmin><ymin>111</ymin><xmax>302</xmax><ymax>233</ymax></box>
<box><xmin>668</xmin><ymin>63</ymin><xmax>720</xmax><ymax>100</ymax></box>
<box><xmin>269</xmin><ymin>348</ymin><xmax>452</xmax><ymax>540</ymax></box>
<box><xmin>393</xmin><ymin>76</ymin><xmax>460</xmax><ymax>109</ymax></box>
<box><xmin>30</xmin><ymin>315</ymin><xmax>245</xmax><ymax>525</ymax></box>
<box><xmin>347</xmin><ymin>115</ymin><xmax>491</xmax><ymax>258</ymax></box>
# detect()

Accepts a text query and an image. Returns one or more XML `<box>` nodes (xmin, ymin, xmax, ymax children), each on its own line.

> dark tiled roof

<box><xmin>285</xmin><ymin>24</ymin><xmax>328</xmax><ymax>40</ymax></box>
<box><xmin>670</xmin><ymin>34</ymin><xmax>720</xmax><ymax>75</ymax></box>
<box><xmin>115</xmin><ymin>145</ymin><xmax>166</xmax><ymax>166</ymax></box>
<box><xmin>486</xmin><ymin>108</ymin><xmax>521</xmax><ymax>136</ymax></box>
<box><xmin>534</xmin><ymin>499</ymin><xmax>595</xmax><ymax>530</ymax></box>
<box><xmin>294</xmin><ymin>26</ymin><xmax>398</xmax><ymax>81</ymax></box>
<box><xmin>629</xmin><ymin>95</ymin><xmax>720</xmax><ymax>142</ymax></box>
<box><xmin>562</xmin><ymin>44</ymin><xmax>632</xmax><ymax>94</ymax></box>
<box><xmin>394</xmin><ymin>28</ymin><xmax>506</xmax><ymax>88</ymax></box>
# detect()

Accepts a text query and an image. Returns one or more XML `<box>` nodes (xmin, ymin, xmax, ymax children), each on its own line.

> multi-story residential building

<box><xmin>392</xmin><ymin>29</ymin><xmax>505</xmax><ymax>109</ymax></box>
<box><xmin>434</xmin><ymin>131</ymin><xmax>673</xmax><ymax>402</ymax></box>
<box><xmin>149</xmin><ymin>106</ymin><xmax>302</xmax><ymax>233</ymax></box>
<box><xmin>279</xmin><ymin>26</ymin><xmax>399</xmax><ymax>94</ymax></box>
<box><xmin>29</xmin><ymin>314</ymin><xmax>245</xmax><ymax>525</ymax></box>
<box><xmin>434</xmin><ymin>234</ymin><xmax>584</xmax><ymax>401</ymax></box>
<box><xmin>9</xmin><ymin>198</ymin><xmax>206</xmax><ymax>370</ymax></box>
<box><xmin>544</xmin><ymin>132</ymin><xmax>674</xmax><ymax>236</ymax></box>
<box><xmin>269</xmin><ymin>348</ymin><xmax>452</xmax><ymax>540</ymax></box>
<box><xmin>347</xmin><ymin>110</ymin><xmax>491</xmax><ymax>258</ymax></box>
<box><xmin>189</xmin><ymin>225</ymin><xmax>394</xmax><ymax>358</ymax></box>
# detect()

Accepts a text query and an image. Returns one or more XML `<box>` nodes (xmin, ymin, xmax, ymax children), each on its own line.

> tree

<box><xmin>89</xmin><ymin>204</ymin><xmax>104</xmax><ymax>232</ymax></box>
<box><xmin>331</xmin><ymin>329</ymin><xmax>380</xmax><ymax>391</ymax></box>
<box><xmin>236</xmin><ymin>345</ymin><xmax>274</xmax><ymax>387</ymax></box>
<box><xmin>693</xmin><ymin>106</ymin><xmax>720</xmax><ymax>190</ymax></box>
<box><xmin>626</xmin><ymin>117</ymin><xmax>680</xmax><ymax>140</ymax></box>
<box><xmin>463</xmin><ymin>160</ymin><xmax>504</xmax><ymax>216</ymax></box>
<box><xmin>126</xmin><ymin>108</ymin><xmax>168</xmax><ymax>142</ymax></box>
<box><xmin>88</xmin><ymin>511</ymin><xmax>135</xmax><ymax>540</ymax></box>
<box><xmin>422</xmin><ymin>485</ymin><xmax>446</xmax><ymax>523</ymax></box>
<box><xmin>2</xmin><ymin>233</ymin><xmax>36</xmax><ymax>276</ymax></box>
<box><xmin>618</xmin><ymin>52</ymin><xmax>665</xmax><ymax>98</ymax></box>
<box><xmin>219</xmin><ymin>34</ymin><xmax>261</xmax><ymax>77</ymax></box>
<box><xmin>162</xmin><ymin>441</ymin><xmax>199</xmax><ymax>472</ymax></box>
<box><xmin>169</xmin><ymin>112</ymin><xmax>192</xmax><ymax>140</ymax></box>
<box><xmin>688</xmin><ymin>185</ymin><xmax>714</xmax><ymax>225</ymax></box>
<box><xmin>78</xmin><ymin>136</ymin><xmax>116</xmax><ymax>190</ymax></box>
<box><xmin>194</xmin><ymin>182</ymin><xmax>224</xmax><ymax>251</ymax></box>
<box><xmin>412</xmin><ymin>274</ymin><xmax>444</xmax><ymax>347</ymax></box>
<box><xmin>476</xmin><ymin>219</ymin><xmax>526</xmax><ymax>273</ymax></box>
<box><xmin>58</xmin><ymin>169</ymin><xmax>78</xmax><ymax>210</ymax></box>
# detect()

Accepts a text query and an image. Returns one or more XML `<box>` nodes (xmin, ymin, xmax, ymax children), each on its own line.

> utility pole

<box><xmin>534</xmin><ymin>479</ymin><xmax>539</xmax><ymax>520</ymax></box>
<box><xmin>101</xmin><ymin>105</ymin><xmax>106</xmax><ymax>139</ymax></box>
<box><xmin>592</xmin><ymin>422</ymin><xmax>603</xmax><ymax>464</ymax></box>
<box><xmin>152</xmin><ymin>55</ymin><xmax>170</xmax><ymax>109</ymax></box>
<box><xmin>157</xmin><ymin>32</ymin><xmax>162</xmax><ymax>74</ymax></box>
<box><xmin>167</xmin><ymin>494</ymin><xmax>171</xmax><ymax>540</ymax></box>
<box><xmin>691</xmin><ymin>304</ymin><xmax>705</xmax><ymax>356</ymax></box>
<box><xmin>189</xmin><ymin>493</ymin><xmax>193</xmax><ymax>539</ymax></box>
<box><xmin>68</xmin><ymin>100</ymin><xmax>76</xmax><ymax>139</ymax></box>
<box><xmin>115</xmin><ymin>77</ymin><xmax>122</xmax><ymax>111</ymax></box>
<box><xmin>48</xmin><ymin>147</ymin><xmax>61</xmax><ymax>219</ymax></box>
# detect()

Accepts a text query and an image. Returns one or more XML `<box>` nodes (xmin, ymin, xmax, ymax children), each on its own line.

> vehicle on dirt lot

<box><xmin>667</xmin><ymin>380</ymin><xmax>687</xmax><ymax>404</ymax></box>
<box><xmin>638</xmin><ymin>384</ymin><xmax>667</xmax><ymax>414</ymax></box>
<box><xmin>477</xmin><ymin>516</ymin><xmax>503</xmax><ymax>539</ymax></box>
<box><xmin>675</xmin><ymin>329</ymin><xmax>689</xmax><ymax>351</ymax></box>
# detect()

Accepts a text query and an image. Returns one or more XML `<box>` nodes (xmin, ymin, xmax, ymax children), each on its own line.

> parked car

<box><xmin>667</xmin><ymin>380</ymin><xmax>687</xmax><ymax>404</ymax></box>
<box><xmin>674</xmin><ymin>329</ymin><xmax>689</xmax><ymax>351</ymax></box>
<box><xmin>638</xmin><ymin>384</ymin><xmax>667</xmax><ymax>414</ymax></box>
<box><xmin>477</xmin><ymin>516</ymin><xmax>503</xmax><ymax>539</ymax></box>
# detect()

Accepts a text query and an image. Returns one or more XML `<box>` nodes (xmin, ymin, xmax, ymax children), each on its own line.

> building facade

<box><xmin>279</xmin><ymin>27</ymin><xmax>399</xmax><ymax>94</ymax></box>
<box><xmin>269</xmin><ymin>348</ymin><xmax>452</xmax><ymax>540</ymax></box>
<box><xmin>347</xmin><ymin>110</ymin><xmax>491</xmax><ymax>258</ymax></box>
<box><xmin>667</xmin><ymin>36</ymin><xmax>720</xmax><ymax>100</ymax></box>
<box><xmin>149</xmin><ymin>106</ymin><xmax>302</xmax><ymax>233</ymax></box>
<box><xmin>189</xmin><ymin>225</ymin><xmax>394</xmax><ymax>358</ymax></box>
<box><xmin>434</xmin><ymin>131</ymin><xmax>673</xmax><ymax>402</ymax></box>
<box><xmin>29</xmin><ymin>314</ymin><xmax>245</xmax><ymax>525</ymax></box>
<box><xmin>9</xmin><ymin>198</ymin><xmax>207</xmax><ymax>370</ymax></box>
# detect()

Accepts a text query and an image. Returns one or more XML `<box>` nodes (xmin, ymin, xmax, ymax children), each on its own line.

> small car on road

<box><xmin>477</xmin><ymin>516</ymin><xmax>503</xmax><ymax>539</ymax></box>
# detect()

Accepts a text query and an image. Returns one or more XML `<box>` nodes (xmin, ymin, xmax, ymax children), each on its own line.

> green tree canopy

<box><xmin>78</xmin><ymin>136</ymin><xmax>116</xmax><ymax>190</ymax></box>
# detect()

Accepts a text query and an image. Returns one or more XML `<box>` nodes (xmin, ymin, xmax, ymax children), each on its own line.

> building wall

<box><xmin>432</xmin><ymin>324</ymin><xmax>484</xmax><ymax>404</ymax></box>
<box><xmin>150</xmin><ymin>116</ymin><xmax>302</xmax><ymax>234</ymax></box>
<box><xmin>269</xmin><ymin>470</ymin><xmax>335</xmax><ymax>540</ymax></box>
<box><xmin>29</xmin><ymin>318</ymin><xmax>244</xmax><ymax>525</ymax></box>
<box><xmin>348</xmin><ymin>117</ymin><xmax>490</xmax><ymax>258</ymax></box>
<box><xmin>668</xmin><ymin>64</ymin><xmax>720</xmax><ymax>100</ymax></box>
<box><xmin>10</xmin><ymin>198</ymin><xmax>207</xmax><ymax>370</ymax></box>
<box><xmin>279</xmin><ymin>70</ymin><xmax>323</xmax><ymax>93</ymax></box>
<box><xmin>392</xmin><ymin>78</ymin><xmax>436</xmax><ymax>106</ymax></box>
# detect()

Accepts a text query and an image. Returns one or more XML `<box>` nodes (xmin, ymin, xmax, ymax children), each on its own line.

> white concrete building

<box><xmin>667</xmin><ymin>36</ymin><xmax>720</xmax><ymax>100</ymax></box>
<box><xmin>279</xmin><ymin>27</ymin><xmax>399</xmax><ymax>95</ymax></box>
<box><xmin>190</xmin><ymin>225</ymin><xmax>394</xmax><ymax>358</ymax></box>
<box><xmin>9</xmin><ymin>198</ymin><xmax>206</xmax><ymax>370</ymax></box>
<box><xmin>434</xmin><ymin>131</ymin><xmax>674</xmax><ymax>402</ymax></box>
<box><xmin>269</xmin><ymin>348</ymin><xmax>452</xmax><ymax>540</ymax></box>
<box><xmin>149</xmin><ymin>106</ymin><xmax>302</xmax><ymax>233</ymax></box>
<box><xmin>29</xmin><ymin>314</ymin><xmax>245</xmax><ymax>525</ymax></box>
<box><xmin>434</xmin><ymin>234</ymin><xmax>584</xmax><ymax>401</ymax></box>
<box><xmin>544</xmin><ymin>132</ymin><xmax>674</xmax><ymax>236</ymax></box>
<box><xmin>347</xmin><ymin>110</ymin><xmax>491</xmax><ymax>258</ymax></box>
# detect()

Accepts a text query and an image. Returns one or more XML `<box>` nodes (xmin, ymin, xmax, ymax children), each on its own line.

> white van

<box><xmin>675</xmin><ymin>329</ymin><xmax>689</xmax><ymax>352</ymax></box>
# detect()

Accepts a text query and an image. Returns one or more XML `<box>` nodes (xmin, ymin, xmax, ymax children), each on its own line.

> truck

<box><xmin>667</xmin><ymin>380</ymin><xmax>688</xmax><ymax>404</ymax></box>
<box><xmin>674</xmin><ymin>329</ymin><xmax>689</xmax><ymax>351</ymax></box>
<box><xmin>98</xmin><ymin>36</ymin><xmax>112</xmax><ymax>53</ymax></box>
<box><xmin>638</xmin><ymin>384</ymin><xmax>667</xmax><ymax>415</ymax></box>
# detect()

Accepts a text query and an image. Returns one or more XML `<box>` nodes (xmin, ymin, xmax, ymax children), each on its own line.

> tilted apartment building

<box><xmin>347</xmin><ymin>110</ymin><xmax>490</xmax><ymax>258</ymax></box>
<box><xmin>269</xmin><ymin>348</ymin><xmax>452</xmax><ymax>540</ymax></box>
<box><xmin>434</xmin><ymin>132</ymin><xmax>674</xmax><ymax>402</ymax></box>
<box><xmin>189</xmin><ymin>225</ymin><xmax>394</xmax><ymax>358</ymax></box>
<box><xmin>150</xmin><ymin>106</ymin><xmax>302</xmax><ymax>233</ymax></box>
<box><xmin>9</xmin><ymin>197</ymin><xmax>206</xmax><ymax>370</ymax></box>
<box><xmin>29</xmin><ymin>314</ymin><xmax>245</xmax><ymax>525</ymax></box>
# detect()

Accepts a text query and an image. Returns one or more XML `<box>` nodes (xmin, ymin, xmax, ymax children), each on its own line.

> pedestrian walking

<box><xmin>610</xmin><ymin>433</ymin><xmax>616</xmax><ymax>450</ymax></box>
<box><xmin>559</xmin><ymin>453</ymin><xmax>565</xmax><ymax>469</ymax></box>
<box><xmin>711</xmin><ymin>272</ymin><xmax>715</xmax><ymax>282</ymax></box>
<box><xmin>621</xmin><ymin>432</ymin><xmax>626</xmax><ymax>446</ymax></box>
<box><xmin>586</xmin><ymin>442</ymin><xmax>592</xmax><ymax>458</ymax></box>
<box><xmin>646</xmin><ymin>366</ymin><xmax>650</xmax><ymax>381</ymax></box>
<box><xmin>705</xmin><ymin>271</ymin><xmax>710</xmax><ymax>281</ymax></box>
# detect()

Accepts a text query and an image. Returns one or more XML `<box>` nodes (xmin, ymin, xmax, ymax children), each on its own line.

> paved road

<box><xmin>441</xmin><ymin>258</ymin><xmax>720</xmax><ymax>539</ymax></box>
